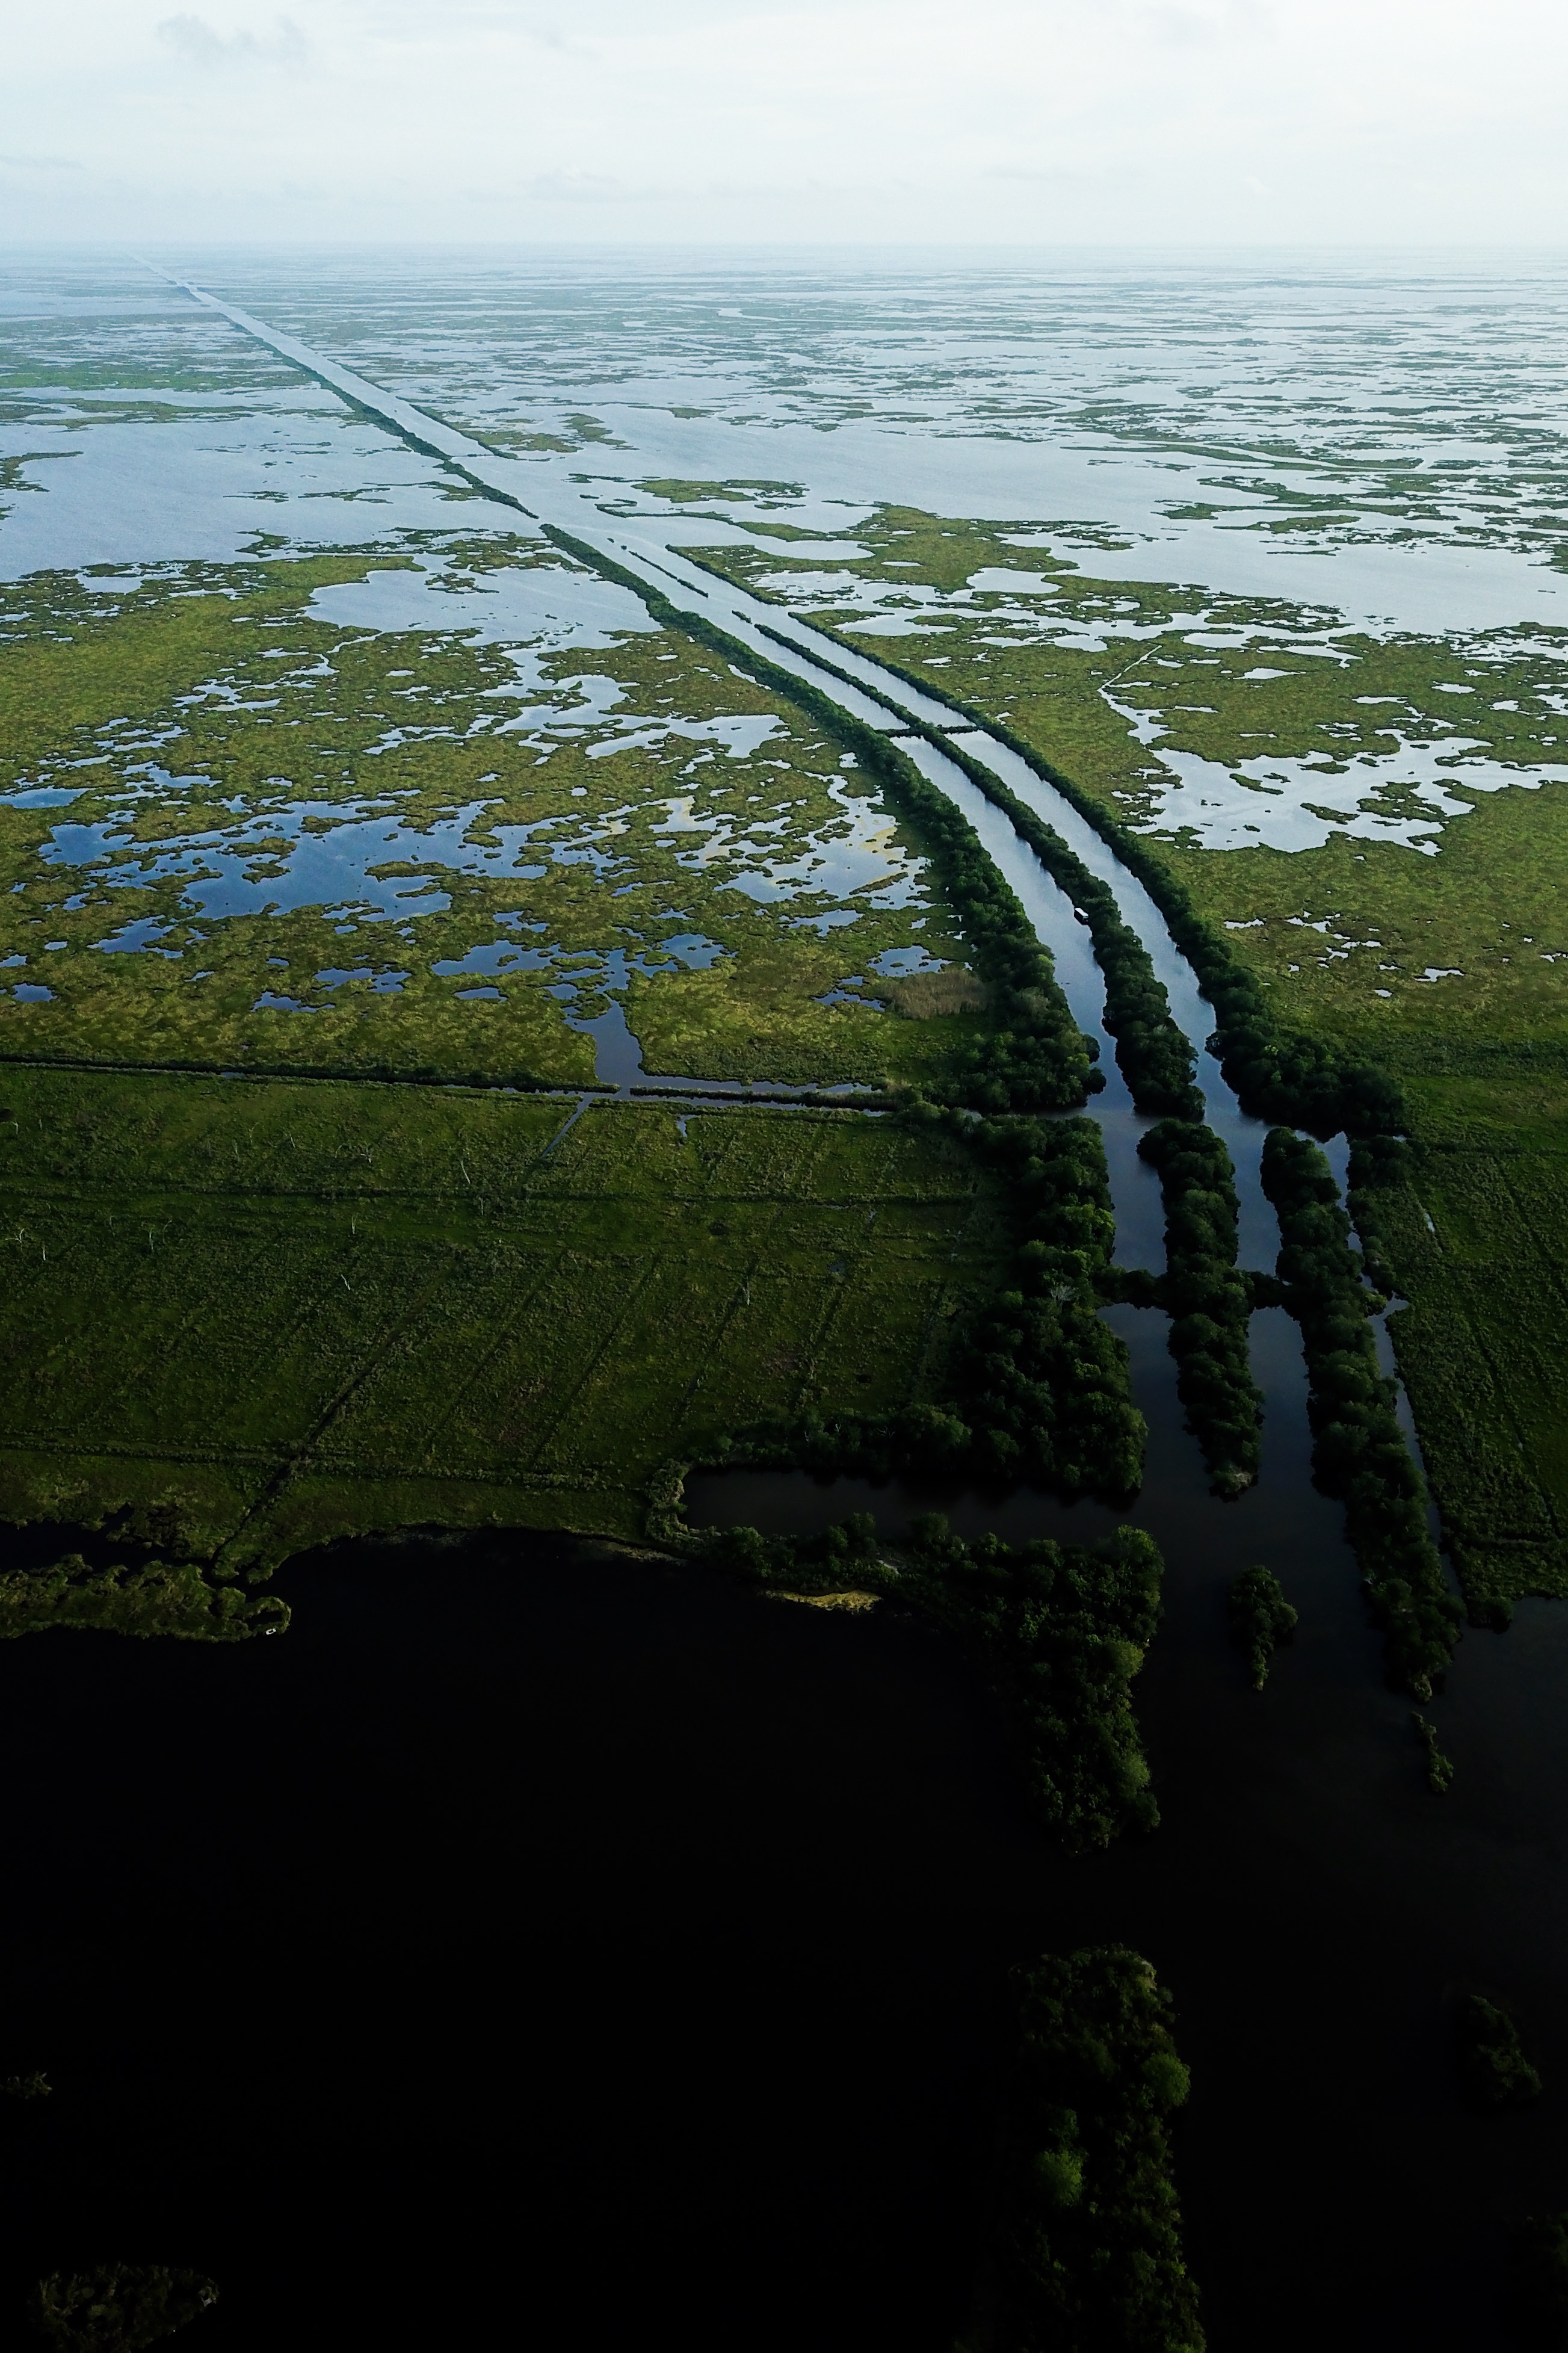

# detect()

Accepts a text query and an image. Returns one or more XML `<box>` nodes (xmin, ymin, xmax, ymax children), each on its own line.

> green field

<box><xmin>1363</xmin><ymin>1066</ymin><xmax>1568</xmax><ymax>1603</ymax></box>
<box><xmin>0</xmin><ymin>1064</ymin><xmax>1004</xmax><ymax>1572</ymax></box>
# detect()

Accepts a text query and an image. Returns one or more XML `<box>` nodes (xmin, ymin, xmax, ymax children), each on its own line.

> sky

<box><xmin>5</xmin><ymin>0</ymin><xmax>1568</xmax><ymax>248</ymax></box>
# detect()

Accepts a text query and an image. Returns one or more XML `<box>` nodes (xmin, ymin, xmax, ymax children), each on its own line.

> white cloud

<box><xmin>1</xmin><ymin>0</ymin><xmax>1566</xmax><ymax>243</ymax></box>
<box><xmin>156</xmin><ymin>13</ymin><xmax>309</xmax><ymax>69</ymax></box>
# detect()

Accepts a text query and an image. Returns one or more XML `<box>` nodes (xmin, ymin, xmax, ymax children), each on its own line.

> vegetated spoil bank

<box><xmin>8</xmin><ymin>280</ymin><xmax>1567</xmax><ymax>2351</ymax></box>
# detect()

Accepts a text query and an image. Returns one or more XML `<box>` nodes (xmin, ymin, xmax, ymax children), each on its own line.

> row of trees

<box><xmin>1261</xmin><ymin>1129</ymin><xmax>1461</xmax><ymax>1696</ymax></box>
<box><xmin>942</xmin><ymin>1112</ymin><xmax>1147</xmax><ymax>1497</ymax></box>
<box><xmin>934</xmin><ymin>730</ymin><xmax>1203</xmax><ymax>1122</ymax></box>
<box><xmin>0</xmin><ymin>1553</ymin><xmax>288</xmax><ymax>1643</ymax></box>
<box><xmin>971</xmin><ymin>1944</ymin><xmax>1206</xmax><ymax>2353</ymax></box>
<box><xmin>681</xmin><ymin>1507</ymin><xmax>1165</xmax><ymax>1854</ymax></box>
<box><xmin>1228</xmin><ymin>1566</ymin><xmax>1298</xmax><ymax>1689</ymax></box>
<box><xmin>1137</xmin><ymin>1121</ymin><xmax>1264</xmax><ymax>1495</ymax></box>
<box><xmin>806</xmin><ymin>622</ymin><xmax>1403</xmax><ymax>1139</ymax></box>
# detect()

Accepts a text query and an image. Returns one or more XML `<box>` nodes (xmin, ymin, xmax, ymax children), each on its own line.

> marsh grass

<box><xmin>1361</xmin><ymin>1104</ymin><xmax>1568</xmax><ymax>1604</ymax></box>
<box><xmin>697</xmin><ymin>502</ymin><xmax>1568</xmax><ymax>1065</ymax></box>
<box><xmin>885</xmin><ymin>968</ymin><xmax>987</xmax><ymax>1018</ymax></box>
<box><xmin>0</xmin><ymin>1065</ymin><xmax>1004</xmax><ymax>1572</ymax></box>
<box><xmin>0</xmin><ymin>545</ymin><xmax>977</xmax><ymax>1093</ymax></box>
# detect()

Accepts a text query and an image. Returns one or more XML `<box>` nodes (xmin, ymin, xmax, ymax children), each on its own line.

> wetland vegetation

<box><xmin>1137</xmin><ymin>1122</ymin><xmax>1261</xmax><ymax>1497</ymax></box>
<box><xmin>690</xmin><ymin>497</ymin><xmax>1568</xmax><ymax>1624</ymax></box>
<box><xmin>0</xmin><ymin>1553</ymin><xmax>286</xmax><ymax>1643</ymax></box>
<box><xmin>1454</xmin><ymin>1996</ymin><xmax>1540</xmax><ymax>2113</ymax></box>
<box><xmin>684</xmin><ymin>1509</ymin><xmax>1162</xmax><ymax>1851</ymax></box>
<box><xmin>971</xmin><ymin>1946</ymin><xmax>1204</xmax><ymax>2353</ymax></box>
<box><xmin>1226</xmin><ymin>1567</ymin><xmax>1297</xmax><ymax>1690</ymax></box>
<box><xmin>1262</xmin><ymin>1128</ymin><xmax>1460</xmax><ymax>1696</ymax></box>
<box><xmin>0</xmin><ymin>1065</ymin><xmax>1009</xmax><ymax>1566</ymax></box>
<box><xmin>0</xmin><ymin>545</ymin><xmax>985</xmax><ymax>1095</ymax></box>
<box><xmin>29</xmin><ymin>2265</ymin><xmax>218</xmax><ymax>2353</ymax></box>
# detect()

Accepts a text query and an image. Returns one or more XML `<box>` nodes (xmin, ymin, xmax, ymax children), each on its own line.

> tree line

<box><xmin>933</xmin><ymin>725</ymin><xmax>1203</xmax><ymax>1122</ymax></box>
<box><xmin>1137</xmin><ymin>1120</ymin><xmax>1264</xmax><ymax>1497</ymax></box>
<box><xmin>656</xmin><ymin>1503</ymin><xmax>1165</xmax><ymax>1854</ymax></box>
<box><xmin>964</xmin><ymin>1944</ymin><xmax>1206</xmax><ymax>2353</ymax></box>
<box><xmin>1261</xmin><ymin>1128</ymin><xmax>1461</xmax><ymax>1696</ymax></box>
<box><xmin>803</xmin><ymin>623</ymin><xmax>1404</xmax><ymax>1139</ymax></box>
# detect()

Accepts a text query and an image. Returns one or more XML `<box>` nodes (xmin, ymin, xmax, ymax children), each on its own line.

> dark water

<box><xmin>690</xmin><ymin>1307</ymin><xmax>1568</xmax><ymax>2349</ymax></box>
<box><xmin>4</xmin><ymin>1377</ymin><xmax>1567</xmax><ymax>2348</ymax></box>
<box><xmin>0</xmin><ymin>1533</ymin><xmax>1078</xmax><ymax>2353</ymax></box>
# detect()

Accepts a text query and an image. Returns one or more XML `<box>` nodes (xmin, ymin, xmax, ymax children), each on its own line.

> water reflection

<box><xmin>684</xmin><ymin>1298</ymin><xmax>1568</xmax><ymax>2349</ymax></box>
<box><xmin>186</xmin><ymin>250</ymin><xmax>1568</xmax><ymax>634</ymax></box>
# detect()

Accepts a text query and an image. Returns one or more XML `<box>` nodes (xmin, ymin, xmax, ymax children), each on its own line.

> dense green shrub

<box><xmin>0</xmin><ymin>1555</ymin><xmax>288</xmax><ymax>1642</ymax></box>
<box><xmin>1510</xmin><ymin>2213</ymin><xmax>1568</xmax><ymax>2347</ymax></box>
<box><xmin>1261</xmin><ymin>1130</ymin><xmax>1461</xmax><ymax>1696</ymax></box>
<box><xmin>689</xmin><ymin>1511</ymin><xmax>1163</xmax><ymax>1853</ymax></box>
<box><xmin>29</xmin><ymin>2266</ymin><xmax>217</xmax><ymax>2352</ymax></box>
<box><xmin>941</xmin><ymin>1112</ymin><xmax>1146</xmax><ymax>1497</ymax></box>
<box><xmin>1455</xmin><ymin>1995</ymin><xmax>1540</xmax><ymax>2111</ymax></box>
<box><xmin>1227</xmin><ymin>1566</ymin><xmax>1297</xmax><ymax>1688</ymax></box>
<box><xmin>971</xmin><ymin>1946</ymin><xmax>1205</xmax><ymax>2353</ymax></box>
<box><xmin>900</xmin><ymin>1517</ymin><xmax>1162</xmax><ymax>1849</ymax></box>
<box><xmin>1139</xmin><ymin>1121</ymin><xmax>1263</xmax><ymax>1494</ymax></box>
<box><xmin>1344</xmin><ymin>1131</ymin><xmax>1416</xmax><ymax>1299</ymax></box>
<box><xmin>1412</xmin><ymin>1710</ymin><xmax>1455</xmax><ymax>1793</ymax></box>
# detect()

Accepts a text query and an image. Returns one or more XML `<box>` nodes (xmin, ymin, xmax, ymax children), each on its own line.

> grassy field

<box><xmin>682</xmin><ymin>501</ymin><xmax>1568</xmax><ymax>1605</ymax></box>
<box><xmin>1365</xmin><ymin>1065</ymin><xmax>1568</xmax><ymax>1603</ymax></box>
<box><xmin>0</xmin><ymin>541</ymin><xmax>980</xmax><ymax>1092</ymax></box>
<box><xmin>0</xmin><ymin>1063</ymin><xmax>1005</xmax><ymax>1572</ymax></box>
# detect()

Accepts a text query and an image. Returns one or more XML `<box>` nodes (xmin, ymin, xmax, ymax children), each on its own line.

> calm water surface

<box><xmin>0</xmin><ymin>1535</ymin><xmax>1063</xmax><ymax>2352</ymax></box>
<box><xmin>692</xmin><ymin>1306</ymin><xmax>1568</xmax><ymax>2350</ymax></box>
